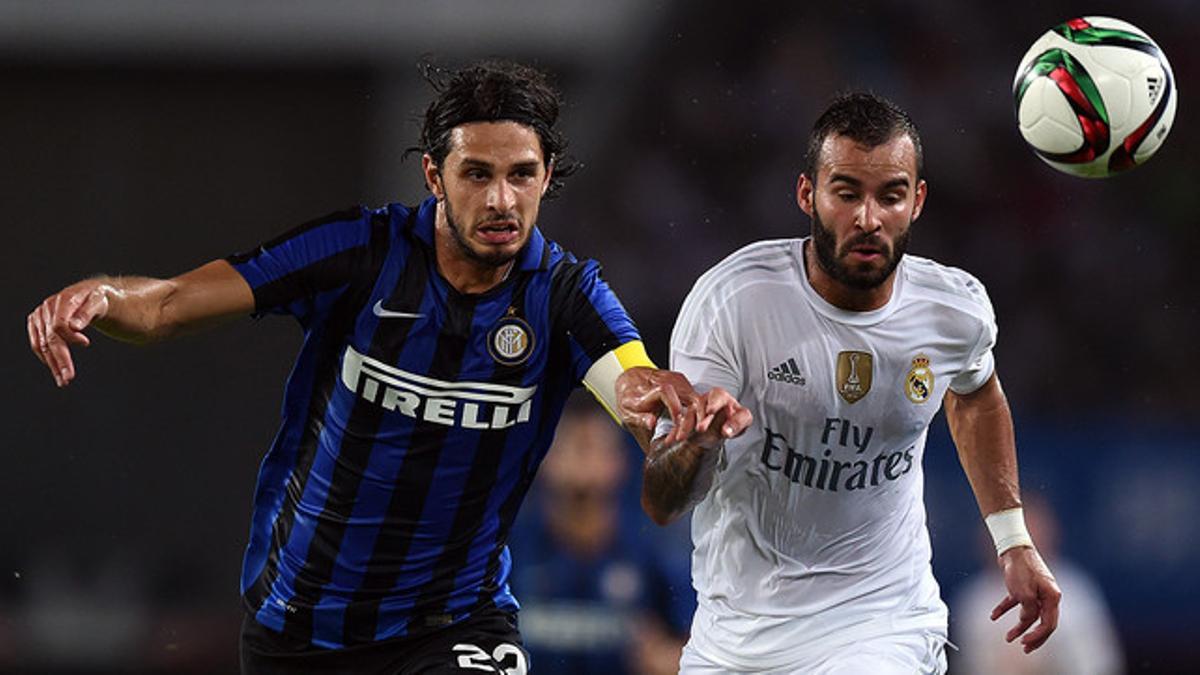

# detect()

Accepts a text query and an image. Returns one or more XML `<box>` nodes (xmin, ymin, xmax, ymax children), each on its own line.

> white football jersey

<box><xmin>671</xmin><ymin>238</ymin><xmax>996</xmax><ymax>671</ymax></box>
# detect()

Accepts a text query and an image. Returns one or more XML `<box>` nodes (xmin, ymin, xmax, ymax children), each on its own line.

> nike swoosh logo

<box><xmin>372</xmin><ymin>300</ymin><xmax>425</xmax><ymax>320</ymax></box>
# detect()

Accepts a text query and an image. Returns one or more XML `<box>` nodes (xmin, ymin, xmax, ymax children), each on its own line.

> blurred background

<box><xmin>3</xmin><ymin>0</ymin><xmax>1197</xmax><ymax>672</ymax></box>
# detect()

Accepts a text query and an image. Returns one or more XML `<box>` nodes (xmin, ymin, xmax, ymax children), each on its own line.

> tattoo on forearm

<box><xmin>643</xmin><ymin>436</ymin><xmax>720</xmax><ymax>521</ymax></box>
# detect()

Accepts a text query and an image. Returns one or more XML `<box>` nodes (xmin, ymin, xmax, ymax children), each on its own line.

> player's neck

<box><xmin>803</xmin><ymin>240</ymin><xmax>896</xmax><ymax>312</ymax></box>
<box><xmin>433</xmin><ymin>226</ymin><xmax>514</xmax><ymax>295</ymax></box>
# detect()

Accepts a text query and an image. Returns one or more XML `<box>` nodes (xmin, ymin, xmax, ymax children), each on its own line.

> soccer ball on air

<box><xmin>1013</xmin><ymin>16</ymin><xmax>1177</xmax><ymax>178</ymax></box>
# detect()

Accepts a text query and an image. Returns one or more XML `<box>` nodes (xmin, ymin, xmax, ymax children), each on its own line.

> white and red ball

<box><xmin>1014</xmin><ymin>16</ymin><xmax>1177</xmax><ymax>178</ymax></box>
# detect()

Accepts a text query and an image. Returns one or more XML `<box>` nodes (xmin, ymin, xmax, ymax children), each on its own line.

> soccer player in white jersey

<box><xmin>616</xmin><ymin>92</ymin><xmax>1061</xmax><ymax>674</ymax></box>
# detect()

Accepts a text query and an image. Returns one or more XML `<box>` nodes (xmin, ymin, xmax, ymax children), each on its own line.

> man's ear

<box><xmin>422</xmin><ymin>154</ymin><xmax>444</xmax><ymax>200</ymax></box>
<box><xmin>911</xmin><ymin>178</ymin><xmax>928</xmax><ymax>222</ymax></box>
<box><xmin>796</xmin><ymin>173</ymin><xmax>815</xmax><ymax>217</ymax></box>
<box><xmin>541</xmin><ymin>158</ymin><xmax>555</xmax><ymax>196</ymax></box>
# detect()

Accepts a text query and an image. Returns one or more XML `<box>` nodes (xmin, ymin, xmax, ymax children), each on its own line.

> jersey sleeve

<box><xmin>225</xmin><ymin>207</ymin><xmax>373</xmax><ymax>321</ymax></box>
<box><xmin>554</xmin><ymin>258</ymin><xmax>645</xmax><ymax>378</ymax></box>
<box><xmin>551</xmin><ymin>258</ymin><xmax>651</xmax><ymax>418</ymax></box>
<box><xmin>948</xmin><ymin>274</ymin><xmax>998</xmax><ymax>395</ymax></box>
<box><xmin>669</xmin><ymin>269</ymin><xmax>743</xmax><ymax>398</ymax></box>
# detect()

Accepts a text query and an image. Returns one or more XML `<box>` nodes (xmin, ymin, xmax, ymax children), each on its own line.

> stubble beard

<box><xmin>811</xmin><ymin>205</ymin><xmax>910</xmax><ymax>290</ymax></box>
<box><xmin>444</xmin><ymin>196</ymin><xmax>523</xmax><ymax>268</ymax></box>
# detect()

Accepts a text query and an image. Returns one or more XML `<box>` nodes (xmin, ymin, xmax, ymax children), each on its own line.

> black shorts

<box><xmin>239</xmin><ymin>607</ymin><xmax>528</xmax><ymax>675</ymax></box>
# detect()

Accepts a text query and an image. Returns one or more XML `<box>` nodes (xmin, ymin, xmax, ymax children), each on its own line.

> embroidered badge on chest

<box><xmin>905</xmin><ymin>354</ymin><xmax>934</xmax><ymax>403</ymax></box>
<box><xmin>488</xmin><ymin>307</ymin><xmax>534</xmax><ymax>366</ymax></box>
<box><xmin>836</xmin><ymin>350</ymin><xmax>873</xmax><ymax>404</ymax></box>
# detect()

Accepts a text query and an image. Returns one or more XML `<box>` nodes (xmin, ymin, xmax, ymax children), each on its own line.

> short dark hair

<box><xmin>412</xmin><ymin>59</ymin><xmax>577</xmax><ymax>198</ymax></box>
<box><xmin>803</xmin><ymin>91</ymin><xmax>923</xmax><ymax>181</ymax></box>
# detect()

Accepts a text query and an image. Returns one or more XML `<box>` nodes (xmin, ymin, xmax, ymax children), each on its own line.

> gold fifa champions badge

<box><xmin>905</xmin><ymin>354</ymin><xmax>934</xmax><ymax>403</ymax></box>
<box><xmin>836</xmin><ymin>350</ymin><xmax>872</xmax><ymax>404</ymax></box>
<box><xmin>488</xmin><ymin>307</ymin><xmax>534</xmax><ymax>366</ymax></box>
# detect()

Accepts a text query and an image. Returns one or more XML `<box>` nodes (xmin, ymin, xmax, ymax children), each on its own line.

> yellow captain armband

<box><xmin>582</xmin><ymin>340</ymin><xmax>656</xmax><ymax>424</ymax></box>
<box><xmin>613</xmin><ymin>340</ymin><xmax>655</xmax><ymax>370</ymax></box>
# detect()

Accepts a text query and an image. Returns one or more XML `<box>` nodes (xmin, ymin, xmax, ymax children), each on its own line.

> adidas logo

<box><xmin>1147</xmin><ymin>76</ymin><xmax>1162</xmax><ymax>105</ymax></box>
<box><xmin>767</xmin><ymin>358</ymin><xmax>806</xmax><ymax>386</ymax></box>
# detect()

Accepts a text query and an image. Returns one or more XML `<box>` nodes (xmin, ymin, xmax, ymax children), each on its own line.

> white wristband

<box><xmin>984</xmin><ymin>507</ymin><xmax>1034</xmax><ymax>556</ymax></box>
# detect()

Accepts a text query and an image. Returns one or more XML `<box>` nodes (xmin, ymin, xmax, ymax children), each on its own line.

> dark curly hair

<box><xmin>804</xmin><ymin>91</ymin><xmax>923</xmax><ymax>181</ymax></box>
<box><xmin>411</xmin><ymin>59</ymin><xmax>578</xmax><ymax>199</ymax></box>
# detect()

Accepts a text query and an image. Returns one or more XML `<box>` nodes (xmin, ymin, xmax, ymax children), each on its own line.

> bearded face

<box><xmin>811</xmin><ymin>203</ymin><xmax>910</xmax><ymax>290</ymax></box>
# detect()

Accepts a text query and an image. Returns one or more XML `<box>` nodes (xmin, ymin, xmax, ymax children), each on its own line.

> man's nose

<box><xmin>487</xmin><ymin>179</ymin><xmax>517</xmax><ymax>212</ymax></box>
<box><xmin>855</xmin><ymin>198</ymin><xmax>884</xmax><ymax>233</ymax></box>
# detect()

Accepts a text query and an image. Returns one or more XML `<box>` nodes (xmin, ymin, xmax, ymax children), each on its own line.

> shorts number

<box><xmin>452</xmin><ymin>643</ymin><xmax>528</xmax><ymax>675</ymax></box>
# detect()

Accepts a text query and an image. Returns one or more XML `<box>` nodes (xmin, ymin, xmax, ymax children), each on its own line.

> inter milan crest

<box><xmin>905</xmin><ymin>354</ymin><xmax>934</xmax><ymax>403</ymax></box>
<box><xmin>488</xmin><ymin>307</ymin><xmax>534</xmax><ymax>366</ymax></box>
<box><xmin>836</xmin><ymin>351</ymin><xmax>873</xmax><ymax>404</ymax></box>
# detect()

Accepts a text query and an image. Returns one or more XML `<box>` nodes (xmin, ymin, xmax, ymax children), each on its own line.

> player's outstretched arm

<box><xmin>27</xmin><ymin>260</ymin><xmax>253</xmax><ymax>388</ymax></box>
<box><xmin>617</xmin><ymin>373</ymin><xmax>751</xmax><ymax>525</ymax></box>
<box><xmin>945</xmin><ymin>373</ymin><xmax>1062</xmax><ymax>653</ymax></box>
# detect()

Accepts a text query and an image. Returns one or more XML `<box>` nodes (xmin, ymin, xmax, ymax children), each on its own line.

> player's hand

<box><xmin>616</xmin><ymin>367</ymin><xmax>705</xmax><ymax>446</ymax></box>
<box><xmin>691</xmin><ymin>386</ymin><xmax>753</xmax><ymax>447</ymax></box>
<box><xmin>991</xmin><ymin>545</ymin><xmax>1061</xmax><ymax>653</ymax></box>
<box><xmin>27</xmin><ymin>279</ymin><xmax>112</xmax><ymax>388</ymax></box>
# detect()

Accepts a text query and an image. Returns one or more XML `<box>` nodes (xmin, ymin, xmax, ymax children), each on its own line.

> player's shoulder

<box><xmin>707</xmin><ymin>238</ymin><xmax>799</xmax><ymax>276</ymax></box>
<box><xmin>380</xmin><ymin>201</ymin><xmax>424</xmax><ymax>234</ymax></box>
<box><xmin>542</xmin><ymin>237</ymin><xmax>579</xmax><ymax>270</ymax></box>
<box><xmin>541</xmin><ymin>238</ymin><xmax>608</xmax><ymax>301</ymax></box>
<box><xmin>689</xmin><ymin>238</ymin><xmax>801</xmax><ymax>299</ymax></box>
<box><xmin>540</xmin><ymin>239</ymin><xmax>597</xmax><ymax>292</ymax></box>
<box><xmin>900</xmin><ymin>253</ymin><xmax>994</xmax><ymax>319</ymax></box>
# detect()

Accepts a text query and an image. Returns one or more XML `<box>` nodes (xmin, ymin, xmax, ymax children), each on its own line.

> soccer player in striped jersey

<box><xmin>617</xmin><ymin>93</ymin><xmax>1062</xmax><ymax>674</ymax></box>
<box><xmin>26</xmin><ymin>60</ymin><xmax>727</xmax><ymax>674</ymax></box>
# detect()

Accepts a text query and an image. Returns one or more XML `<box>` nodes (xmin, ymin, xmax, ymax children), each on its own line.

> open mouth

<box><xmin>847</xmin><ymin>244</ymin><xmax>885</xmax><ymax>261</ymax></box>
<box><xmin>477</xmin><ymin>221</ymin><xmax>520</xmax><ymax>245</ymax></box>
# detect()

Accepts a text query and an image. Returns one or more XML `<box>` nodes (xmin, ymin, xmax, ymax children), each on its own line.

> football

<box><xmin>1013</xmin><ymin>16</ymin><xmax>1177</xmax><ymax>178</ymax></box>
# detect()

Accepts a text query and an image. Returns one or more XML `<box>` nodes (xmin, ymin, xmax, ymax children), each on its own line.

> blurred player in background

<box><xmin>618</xmin><ymin>92</ymin><xmax>1061</xmax><ymax>674</ymax></box>
<box><xmin>953</xmin><ymin>493</ymin><xmax>1124</xmax><ymax>674</ymax></box>
<box><xmin>26</xmin><ymin>60</ymin><xmax>701</xmax><ymax>675</ymax></box>
<box><xmin>509</xmin><ymin>394</ymin><xmax>694</xmax><ymax>674</ymax></box>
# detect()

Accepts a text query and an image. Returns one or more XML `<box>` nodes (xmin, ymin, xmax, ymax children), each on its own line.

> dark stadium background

<box><xmin>3</xmin><ymin>1</ymin><xmax>1196</xmax><ymax>672</ymax></box>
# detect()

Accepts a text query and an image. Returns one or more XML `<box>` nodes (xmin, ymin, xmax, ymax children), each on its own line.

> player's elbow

<box><xmin>116</xmin><ymin>308</ymin><xmax>177</xmax><ymax>344</ymax></box>
<box><xmin>94</xmin><ymin>278</ymin><xmax>185</xmax><ymax>344</ymax></box>
<box><xmin>140</xmin><ymin>281</ymin><xmax>189</xmax><ymax>342</ymax></box>
<box><xmin>641</xmin><ymin>493</ymin><xmax>678</xmax><ymax>527</ymax></box>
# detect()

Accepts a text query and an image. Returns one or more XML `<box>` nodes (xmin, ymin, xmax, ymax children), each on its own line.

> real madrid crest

<box><xmin>836</xmin><ymin>350</ymin><xmax>873</xmax><ymax>404</ymax></box>
<box><xmin>488</xmin><ymin>307</ymin><xmax>534</xmax><ymax>366</ymax></box>
<box><xmin>905</xmin><ymin>354</ymin><xmax>934</xmax><ymax>403</ymax></box>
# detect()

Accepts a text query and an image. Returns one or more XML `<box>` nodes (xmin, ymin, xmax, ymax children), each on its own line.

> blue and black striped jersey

<box><xmin>227</xmin><ymin>197</ymin><xmax>643</xmax><ymax>649</ymax></box>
